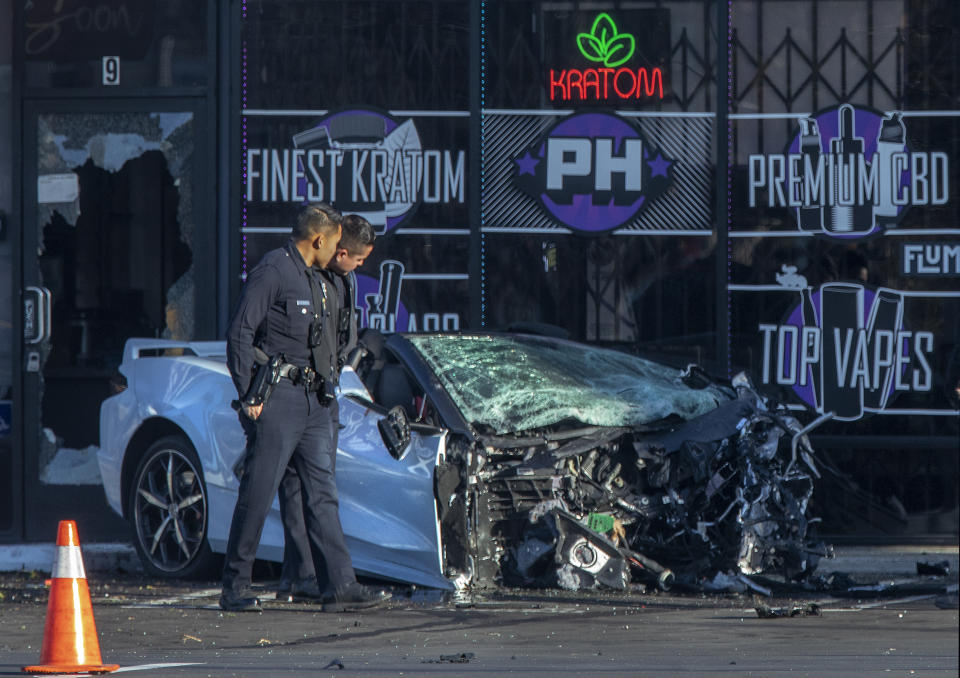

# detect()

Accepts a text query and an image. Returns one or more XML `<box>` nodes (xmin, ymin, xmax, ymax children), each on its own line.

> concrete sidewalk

<box><xmin>1</xmin><ymin>541</ymin><xmax>956</xmax><ymax>579</ymax></box>
<box><xmin>0</xmin><ymin>542</ymin><xmax>142</xmax><ymax>574</ymax></box>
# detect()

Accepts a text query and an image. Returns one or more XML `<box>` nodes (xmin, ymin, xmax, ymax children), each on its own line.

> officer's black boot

<box><xmin>219</xmin><ymin>589</ymin><xmax>262</xmax><ymax>612</ymax></box>
<box><xmin>321</xmin><ymin>582</ymin><xmax>391</xmax><ymax>612</ymax></box>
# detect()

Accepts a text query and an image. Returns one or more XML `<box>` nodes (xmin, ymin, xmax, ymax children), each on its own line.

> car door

<box><xmin>335</xmin><ymin>393</ymin><xmax>451</xmax><ymax>590</ymax></box>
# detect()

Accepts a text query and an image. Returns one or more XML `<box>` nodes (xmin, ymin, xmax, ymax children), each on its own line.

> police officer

<box><xmin>326</xmin><ymin>214</ymin><xmax>377</xmax><ymax>365</ymax></box>
<box><xmin>220</xmin><ymin>203</ymin><xmax>386</xmax><ymax>612</ymax></box>
<box><xmin>277</xmin><ymin>214</ymin><xmax>377</xmax><ymax>603</ymax></box>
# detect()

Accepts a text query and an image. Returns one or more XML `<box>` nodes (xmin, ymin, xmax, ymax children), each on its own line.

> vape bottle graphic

<box><xmin>819</xmin><ymin>283</ymin><xmax>864</xmax><ymax>420</ymax></box>
<box><xmin>366</xmin><ymin>260</ymin><xmax>405</xmax><ymax>332</ymax></box>
<box><xmin>824</xmin><ymin>105</ymin><xmax>874</xmax><ymax>234</ymax></box>
<box><xmin>798</xmin><ymin>118</ymin><xmax>823</xmax><ymax>231</ymax></box>
<box><xmin>874</xmin><ymin>112</ymin><xmax>906</xmax><ymax>225</ymax></box>
<box><xmin>801</xmin><ymin>286</ymin><xmax>822</xmax><ymax>410</ymax></box>
<box><xmin>863</xmin><ymin>289</ymin><xmax>904</xmax><ymax>410</ymax></box>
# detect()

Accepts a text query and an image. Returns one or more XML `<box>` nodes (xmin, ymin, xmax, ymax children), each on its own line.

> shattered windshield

<box><xmin>407</xmin><ymin>335</ymin><xmax>731</xmax><ymax>434</ymax></box>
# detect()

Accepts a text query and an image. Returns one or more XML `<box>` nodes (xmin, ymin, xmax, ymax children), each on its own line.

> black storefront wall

<box><xmin>238</xmin><ymin>0</ymin><xmax>958</xmax><ymax>538</ymax></box>
<box><xmin>2</xmin><ymin>0</ymin><xmax>956</xmax><ymax>543</ymax></box>
<box><xmin>241</xmin><ymin>1</ymin><xmax>724</xmax><ymax>359</ymax></box>
<box><xmin>724</xmin><ymin>0</ymin><xmax>960</xmax><ymax>534</ymax></box>
<box><xmin>239</xmin><ymin>1</ymin><xmax>474</xmax><ymax>340</ymax></box>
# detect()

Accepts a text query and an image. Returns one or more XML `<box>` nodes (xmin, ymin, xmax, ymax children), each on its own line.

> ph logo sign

<box><xmin>512</xmin><ymin>113</ymin><xmax>673</xmax><ymax>232</ymax></box>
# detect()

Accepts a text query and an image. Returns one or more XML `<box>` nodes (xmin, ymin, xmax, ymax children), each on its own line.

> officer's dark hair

<box><xmin>293</xmin><ymin>202</ymin><xmax>341</xmax><ymax>241</ymax></box>
<box><xmin>339</xmin><ymin>214</ymin><xmax>376</xmax><ymax>254</ymax></box>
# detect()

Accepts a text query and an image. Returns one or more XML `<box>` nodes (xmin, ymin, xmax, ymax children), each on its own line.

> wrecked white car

<box><xmin>98</xmin><ymin>332</ymin><xmax>827</xmax><ymax>591</ymax></box>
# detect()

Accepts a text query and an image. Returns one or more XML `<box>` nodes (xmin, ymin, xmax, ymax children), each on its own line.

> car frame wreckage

<box><xmin>98</xmin><ymin>331</ymin><xmax>832</xmax><ymax>593</ymax></box>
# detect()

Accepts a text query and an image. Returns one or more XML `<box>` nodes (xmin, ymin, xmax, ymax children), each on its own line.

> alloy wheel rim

<box><xmin>134</xmin><ymin>448</ymin><xmax>206</xmax><ymax>572</ymax></box>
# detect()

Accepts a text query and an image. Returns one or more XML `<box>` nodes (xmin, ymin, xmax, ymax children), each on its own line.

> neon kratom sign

<box><xmin>577</xmin><ymin>13</ymin><xmax>635</xmax><ymax>67</ymax></box>
<box><xmin>549</xmin><ymin>13</ymin><xmax>664</xmax><ymax>103</ymax></box>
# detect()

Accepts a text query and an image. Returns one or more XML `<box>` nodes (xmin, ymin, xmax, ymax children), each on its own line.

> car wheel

<box><xmin>129</xmin><ymin>435</ymin><xmax>216</xmax><ymax>578</ymax></box>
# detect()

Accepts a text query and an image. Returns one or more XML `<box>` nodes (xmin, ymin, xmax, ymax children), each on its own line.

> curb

<box><xmin>0</xmin><ymin>543</ymin><xmax>142</xmax><ymax>574</ymax></box>
<box><xmin>821</xmin><ymin>545</ymin><xmax>959</xmax><ymax>577</ymax></box>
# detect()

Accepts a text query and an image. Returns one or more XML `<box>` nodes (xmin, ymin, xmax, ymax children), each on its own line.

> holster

<box><xmin>242</xmin><ymin>351</ymin><xmax>283</xmax><ymax>406</ymax></box>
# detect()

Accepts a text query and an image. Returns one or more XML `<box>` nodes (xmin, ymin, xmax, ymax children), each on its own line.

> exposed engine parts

<box><xmin>445</xmin><ymin>373</ymin><xmax>828</xmax><ymax>592</ymax></box>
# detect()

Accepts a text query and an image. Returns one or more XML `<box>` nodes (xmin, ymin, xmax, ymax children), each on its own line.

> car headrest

<box><xmin>357</xmin><ymin>328</ymin><xmax>388</xmax><ymax>393</ymax></box>
<box><xmin>358</xmin><ymin>328</ymin><xmax>386</xmax><ymax>361</ymax></box>
<box><xmin>375</xmin><ymin>364</ymin><xmax>415</xmax><ymax>417</ymax></box>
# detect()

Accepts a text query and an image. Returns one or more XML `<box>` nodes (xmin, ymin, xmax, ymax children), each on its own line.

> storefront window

<box><xmin>34</xmin><ymin>111</ymin><xmax>196</xmax><ymax>484</ymax></box>
<box><xmin>727</xmin><ymin>0</ymin><xmax>959</xmax><ymax>423</ymax></box>
<box><xmin>23</xmin><ymin>0</ymin><xmax>207</xmax><ymax>89</ymax></box>
<box><xmin>481</xmin><ymin>1</ymin><xmax>719</xmax><ymax>369</ymax></box>
<box><xmin>7</xmin><ymin>0</ymin><xmax>953</xmax><ymax>540</ymax></box>
<box><xmin>241</xmin><ymin>1</ymin><xmax>472</xmax><ymax>333</ymax></box>
<box><xmin>726</xmin><ymin>0</ymin><xmax>959</xmax><ymax>531</ymax></box>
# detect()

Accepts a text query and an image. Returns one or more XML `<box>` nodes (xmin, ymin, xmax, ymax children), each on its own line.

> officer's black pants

<box><xmin>221</xmin><ymin>383</ymin><xmax>354</xmax><ymax>595</ymax></box>
<box><xmin>278</xmin><ymin>399</ymin><xmax>339</xmax><ymax>588</ymax></box>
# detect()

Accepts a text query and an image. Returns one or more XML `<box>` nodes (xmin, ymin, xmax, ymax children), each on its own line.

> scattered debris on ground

<box><xmin>755</xmin><ymin>602</ymin><xmax>822</xmax><ymax>618</ymax></box>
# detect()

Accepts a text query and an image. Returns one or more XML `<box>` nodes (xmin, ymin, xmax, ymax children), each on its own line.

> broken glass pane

<box><xmin>35</xmin><ymin>110</ymin><xmax>195</xmax><ymax>482</ymax></box>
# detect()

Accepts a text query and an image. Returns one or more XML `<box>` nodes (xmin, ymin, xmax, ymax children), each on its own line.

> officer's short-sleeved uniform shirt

<box><xmin>226</xmin><ymin>240</ymin><xmax>332</xmax><ymax>399</ymax></box>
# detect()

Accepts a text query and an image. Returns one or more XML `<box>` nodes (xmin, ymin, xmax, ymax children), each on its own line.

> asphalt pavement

<box><xmin>1</xmin><ymin>543</ymin><xmax>957</xmax><ymax>677</ymax></box>
<box><xmin>2</xmin><ymin>540</ymin><xmax>957</xmax><ymax>580</ymax></box>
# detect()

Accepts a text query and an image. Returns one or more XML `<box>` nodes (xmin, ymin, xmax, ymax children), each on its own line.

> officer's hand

<box><xmin>243</xmin><ymin>403</ymin><xmax>263</xmax><ymax>420</ymax></box>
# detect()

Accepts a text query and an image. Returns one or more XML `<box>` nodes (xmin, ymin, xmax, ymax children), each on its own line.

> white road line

<box><xmin>853</xmin><ymin>594</ymin><xmax>940</xmax><ymax>610</ymax></box>
<box><xmin>119</xmin><ymin>588</ymin><xmax>221</xmax><ymax>607</ymax></box>
<box><xmin>42</xmin><ymin>664</ymin><xmax>204</xmax><ymax>677</ymax></box>
<box><xmin>114</xmin><ymin>664</ymin><xmax>206</xmax><ymax>673</ymax></box>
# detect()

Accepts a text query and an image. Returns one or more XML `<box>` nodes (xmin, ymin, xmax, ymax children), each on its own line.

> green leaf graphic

<box><xmin>604</xmin><ymin>34</ymin><xmax>635</xmax><ymax>68</ymax></box>
<box><xmin>575</xmin><ymin>13</ymin><xmax>636</xmax><ymax>68</ymax></box>
<box><xmin>591</xmin><ymin>13</ymin><xmax>617</xmax><ymax>49</ymax></box>
<box><xmin>576</xmin><ymin>33</ymin><xmax>606</xmax><ymax>62</ymax></box>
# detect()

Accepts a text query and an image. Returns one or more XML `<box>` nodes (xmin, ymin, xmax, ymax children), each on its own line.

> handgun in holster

<box><xmin>242</xmin><ymin>348</ymin><xmax>283</xmax><ymax>407</ymax></box>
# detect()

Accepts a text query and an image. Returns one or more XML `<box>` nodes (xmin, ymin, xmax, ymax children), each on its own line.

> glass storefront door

<box><xmin>20</xmin><ymin>99</ymin><xmax>210</xmax><ymax>540</ymax></box>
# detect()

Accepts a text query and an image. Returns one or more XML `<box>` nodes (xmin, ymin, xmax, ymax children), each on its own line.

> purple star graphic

<box><xmin>515</xmin><ymin>151</ymin><xmax>540</xmax><ymax>176</ymax></box>
<box><xmin>648</xmin><ymin>153</ymin><xmax>671</xmax><ymax>178</ymax></box>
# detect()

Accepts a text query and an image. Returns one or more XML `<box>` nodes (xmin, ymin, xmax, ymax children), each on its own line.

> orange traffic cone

<box><xmin>22</xmin><ymin>520</ymin><xmax>119</xmax><ymax>675</ymax></box>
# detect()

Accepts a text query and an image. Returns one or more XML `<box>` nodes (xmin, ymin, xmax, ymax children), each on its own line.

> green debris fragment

<box><xmin>587</xmin><ymin>513</ymin><xmax>615</xmax><ymax>534</ymax></box>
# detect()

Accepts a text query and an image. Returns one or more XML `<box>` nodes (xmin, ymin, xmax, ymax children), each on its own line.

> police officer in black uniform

<box><xmin>276</xmin><ymin>214</ymin><xmax>377</xmax><ymax>603</ymax></box>
<box><xmin>220</xmin><ymin>203</ymin><xmax>387</xmax><ymax>612</ymax></box>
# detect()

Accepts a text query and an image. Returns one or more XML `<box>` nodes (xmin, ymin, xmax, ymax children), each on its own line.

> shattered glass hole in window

<box><xmin>35</xmin><ymin>111</ymin><xmax>195</xmax><ymax>483</ymax></box>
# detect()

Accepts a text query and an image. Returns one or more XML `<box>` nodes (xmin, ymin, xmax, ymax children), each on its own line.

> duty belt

<box><xmin>278</xmin><ymin>363</ymin><xmax>322</xmax><ymax>391</ymax></box>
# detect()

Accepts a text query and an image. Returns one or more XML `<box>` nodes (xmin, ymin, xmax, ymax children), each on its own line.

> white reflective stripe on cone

<box><xmin>52</xmin><ymin>545</ymin><xmax>87</xmax><ymax>579</ymax></box>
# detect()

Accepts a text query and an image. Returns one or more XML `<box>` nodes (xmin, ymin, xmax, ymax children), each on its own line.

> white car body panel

<box><xmin>98</xmin><ymin>338</ymin><xmax>451</xmax><ymax>590</ymax></box>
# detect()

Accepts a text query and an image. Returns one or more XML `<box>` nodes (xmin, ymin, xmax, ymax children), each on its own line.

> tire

<box><xmin>128</xmin><ymin>435</ymin><xmax>216</xmax><ymax>579</ymax></box>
